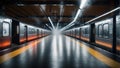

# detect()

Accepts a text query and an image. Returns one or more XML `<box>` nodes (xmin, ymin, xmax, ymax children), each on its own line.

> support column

<box><xmin>12</xmin><ymin>20</ymin><xmax>20</xmax><ymax>44</ymax></box>
<box><xmin>112</xmin><ymin>0</ymin><xmax>119</xmax><ymax>53</ymax></box>
<box><xmin>112</xmin><ymin>13</ymin><xmax>117</xmax><ymax>53</ymax></box>
<box><xmin>90</xmin><ymin>24</ymin><xmax>95</xmax><ymax>43</ymax></box>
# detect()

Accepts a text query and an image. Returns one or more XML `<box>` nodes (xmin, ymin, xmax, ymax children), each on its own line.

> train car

<box><xmin>95</xmin><ymin>18</ymin><xmax>113</xmax><ymax>50</ymax></box>
<box><xmin>72</xmin><ymin>29</ymin><xmax>75</xmax><ymax>37</ymax></box>
<box><xmin>74</xmin><ymin>28</ymin><xmax>80</xmax><ymax>38</ymax></box>
<box><xmin>0</xmin><ymin>18</ymin><xmax>49</xmax><ymax>50</ymax></box>
<box><xmin>0</xmin><ymin>18</ymin><xmax>12</xmax><ymax>49</ymax></box>
<box><xmin>27</xmin><ymin>25</ymin><xmax>37</xmax><ymax>41</ymax></box>
<box><xmin>64</xmin><ymin>15</ymin><xmax>120</xmax><ymax>55</ymax></box>
<box><xmin>80</xmin><ymin>25</ymin><xmax>90</xmax><ymax>41</ymax></box>
<box><xmin>19</xmin><ymin>23</ymin><xmax>28</xmax><ymax>43</ymax></box>
<box><xmin>116</xmin><ymin>15</ymin><xmax>120</xmax><ymax>53</ymax></box>
<box><xmin>19</xmin><ymin>23</ymin><xmax>44</xmax><ymax>43</ymax></box>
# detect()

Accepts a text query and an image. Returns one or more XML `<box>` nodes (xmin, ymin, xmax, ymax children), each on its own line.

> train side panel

<box><xmin>0</xmin><ymin>18</ymin><xmax>12</xmax><ymax>49</ymax></box>
<box><xmin>27</xmin><ymin>26</ymin><xmax>37</xmax><ymax>41</ymax></box>
<box><xmin>80</xmin><ymin>25</ymin><xmax>90</xmax><ymax>41</ymax></box>
<box><xmin>116</xmin><ymin>15</ymin><xmax>120</xmax><ymax>53</ymax></box>
<box><xmin>95</xmin><ymin>19</ymin><xmax>113</xmax><ymax>49</ymax></box>
<box><xmin>19</xmin><ymin>23</ymin><xmax>27</xmax><ymax>43</ymax></box>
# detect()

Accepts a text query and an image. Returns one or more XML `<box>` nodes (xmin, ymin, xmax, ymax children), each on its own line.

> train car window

<box><xmin>81</xmin><ymin>29</ymin><xmax>84</xmax><ymax>36</ymax></box>
<box><xmin>2</xmin><ymin>22</ymin><xmax>10</xmax><ymax>36</ymax></box>
<box><xmin>118</xmin><ymin>23</ymin><xmax>120</xmax><ymax>38</ymax></box>
<box><xmin>23</xmin><ymin>26</ymin><xmax>27</xmax><ymax>37</ymax></box>
<box><xmin>103</xmin><ymin>23</ymin><xmax>109</xmax><ymax>38</ymax></box>
<box><xmin>82</xmin><ymin>27</ymin><xmax>89</xmax><ymax>37</ymax></box>
<box><xmin>29</xmin><ymin>28</ymin><xmax>35</xmax><ymax>34</ymax></box>
<box><xmin>117</xmin><ymin>23</ymin><xmax>120</xmax><ymax>38</ymax></box>
<box><xmin>98</xmin><ymin>25</ymin><xmax>103</xmax><ymax>37</ymax></box>
<box><xmin>116</xmin><ymin>15</ymin><xmax>120</xmax><ymax>38</ymax></box>
<box><xmin>20</xmin><ymin>26</ymin><xmax>26</xmax><ymax>35</ymax></box>
<box><xmin>85</xmin><ymin>28</ymin><xmax>87</xmax><ymax>36</ymax></box>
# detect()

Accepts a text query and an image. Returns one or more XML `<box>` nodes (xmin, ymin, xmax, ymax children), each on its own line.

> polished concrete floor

<box><xmin>0</xmin><ymin>35</ymin><xmax>120</xmax><ymax>68</ymax></box>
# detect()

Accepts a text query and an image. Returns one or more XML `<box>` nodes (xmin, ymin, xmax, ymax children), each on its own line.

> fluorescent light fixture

<box><xmin>73</xmin><ymin>9</ymin><xmax>81</xmax><ymax>22</ymax></box>
<box><xmin>40</xmin><ymin>5</ymin><xmax>46</xmax><ymax>11</ymax></box>
<box><xmin>60</xmin><ymin>7</ymin><xmax>82</xmax><ymax>31</ymax></box>
<box><xmin>48</xmin><ymin>17</ymin><xmax>55</xmax><ymax>29</ymax></box>
<box><xmin>17</xmin><ymin>4</ymin><xmax>24</xmax><ymax>6</ymax></box>
<box><xmin>60</xmin><ymin>0</ymin><xmax>89</xmax><ymax>31</ymax></box>
<box><xmin>60</xmin><ymin>22</ymin><xmax>75</xmax><ymax>31</ymax></box>
<box><xmin>56</xmin><ymin>23</ymin><xmax>59</xmax><ymax>29</ymax></box>
<box><xmin>46</xmin><ymin>24</ymin><xmax>53</xmax><ymax>30</ymax></box>
<box><xmin>80</xmin><ymin>0</ymin><xmax>88</xmax><ymax>9</ymax></box>
<box><xmin>85</xmin><ymin>7</ymin><xmax>120</xmax><ymax>24</ymax></box>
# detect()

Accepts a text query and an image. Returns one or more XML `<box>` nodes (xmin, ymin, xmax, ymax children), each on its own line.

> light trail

<box><xmin>48</xmin><ymin>17</ymin><xmax>55</xmax><ymax>29</ymax></box>
<box><xmin>60</xmin><ymin>0</ymin><xmax>89</xmax><ymax>31</ymax></box>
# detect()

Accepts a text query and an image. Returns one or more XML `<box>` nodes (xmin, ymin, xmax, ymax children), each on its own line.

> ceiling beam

<box><xmin>1</xmin><ymin>0</ymin><xmax>111</xmax><ymax>6</ymax></box>
<box><xmin>1</xmin><ymin>1</ymin><xmax>77</xmax><ymax>5</ymax></box>
<box><xmin>15</xmin><ymin>15</ymin><xmax>96</xmax><ymax>18</ymax></box>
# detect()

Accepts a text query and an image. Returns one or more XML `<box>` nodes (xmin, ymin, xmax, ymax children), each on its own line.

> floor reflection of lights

<box><xmin>58</xmin><ymin>35</ymin><xmax>63</xmax><ymax>58</ymax></box>
<box><xmin>50</xmin><ymin>35</ymin><xmax>59</xmax><ymax>68</ymax></box>
<box><xmin>65</xmin><ymin>36</ymin><xmax>71</xmax><ymax>58</ymax></box>
<box><xmin>40</xmin><ymin>38</ymin><xmax>45</xmax><ymax>57</ymax></box>
<box><xmin>74</xmin><ymin>41</ymin><xmax>80</xmax><ymax>68</ymax></box>
<box><xmin>51</xmin><ymin>34</ymin><xmax>71</xmax><ymax>68</ymax></box>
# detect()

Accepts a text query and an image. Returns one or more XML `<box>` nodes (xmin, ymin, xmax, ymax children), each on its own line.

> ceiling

<box><xmin>0</xmin><ymin>0</ymin><xmax>116</xmax><ymax>30</ymax></box>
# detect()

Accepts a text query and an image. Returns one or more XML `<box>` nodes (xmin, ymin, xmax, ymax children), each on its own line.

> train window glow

<box><xmin>3</xmin><ymin>22</ymin><xmax>10</xmax><ymax>36</ymax></box>
<box><xmin>98</xmin><ymin>25</ymin><xmax>103</xmax><ymax>37</ymax></box>
<box><xmin>103</xmin><ymin>24</ymin><xmax>109</xmax><ymax>38</ymax></box>
<box><xmin>116</xmin><ymin>15</ymin><xmax>120</xmax><ymax>38</ymax></box>
<box><xmin>116</xmin><ymin>15</ymin><xmax>120</xmax><ymax>21</ymax></box>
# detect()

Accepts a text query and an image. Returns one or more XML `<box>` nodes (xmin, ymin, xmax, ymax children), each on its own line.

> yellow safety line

<box><xmin>78</xmin><ymin>41</ymin><xmax>120</xmax><ymax>68</ymax></box>
<box><xmin>0</xmin><ymin>45</ymin><xmax>30</xmax><ymax>64</ymax></box>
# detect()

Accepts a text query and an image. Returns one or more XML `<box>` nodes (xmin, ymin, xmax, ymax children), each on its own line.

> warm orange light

<box><xmin>96</xmin><ymin>40</ymin><xmax>112</xmax><ymax>48</ymax></box>
<box><xmin>0</xmin><ymin>41</ymin><xmax>11</xmax><ymax>48</ymax></box>
<box><xmin>0</xmin><ymin>39</ymin><xmax>42</xmax><ymax>64</ymax></box>
<box><xmin>76</xmin><ymin>35</ymin><xmax>80</xmax><ymax>38</ymax></box>
<box><xmin>28</xmin><ymin>35</ymin><xmax>37</xmax><ymax>41</ymax></box>
<box><xmin>116</xmin><ymin>45</ymin><xmax>120</xmax><ymax>51</ymax></box>
<box><xmin>81</xmin><ymin>36</ymin><xmax>89</xmax><ymax>41</ymax></box>
<box><xmin>20</xmin><ymin>37</ymin><xmax>26</xmax><ymax>43</ymax></box>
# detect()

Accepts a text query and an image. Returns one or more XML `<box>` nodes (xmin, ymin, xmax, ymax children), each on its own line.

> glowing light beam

<box><xmin>48</xmin><ymin>17</ymin><xmax>55</xmax><ymax>29</ymax></box>
<box><xmin>85</xmin><ymin>7</ymin><xmax>120</xmax><ymax>24</ymax></box>
<box><xmin>60</xmin><ymin>0</ymin><xmax>89</xmax><ymax>31</ymax></box>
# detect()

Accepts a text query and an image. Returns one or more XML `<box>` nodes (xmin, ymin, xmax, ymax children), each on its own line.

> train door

<box><xmin>0</xmin><ymin>22</ymin><xmax>11</xmax><ymax>48</ymax></box>
<box><xmin>37</xmin><ymin>29</ymin><xmax>39</xmax><ymax>38</ymax></box>
<box><xmin>79</xmin><ymin>28</ymin><xmax>81</xmax><ymax>39</ymax></box>
<box><xmin>24</xmin><ymin>26</ymin><xmax>28</xmax><ymax>42</ymax></box>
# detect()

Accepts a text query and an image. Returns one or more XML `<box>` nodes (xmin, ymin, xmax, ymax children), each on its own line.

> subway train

<box><xmin>19</xmin><ymin>23</ymin><xmax>48</xmax><ymax>43</ymax></box>
<box><xmin>65</xmin><ymin>14</ymin><xmax>120</xmax><ymax>54</ymax></box>
<box><xmin>0</xmin><ymin>17</ymin><xmax>50</xmax><ymax>50</ymax></box>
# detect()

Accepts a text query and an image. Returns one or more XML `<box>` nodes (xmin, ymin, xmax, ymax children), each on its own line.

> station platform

<box><xmin>0</xmin><ymin>35</ymin><xmax>120</xmax><ymax>68</ymax></box>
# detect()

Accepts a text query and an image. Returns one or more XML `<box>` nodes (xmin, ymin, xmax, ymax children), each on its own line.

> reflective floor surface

<box><xmin>0</xmin><ymin>35</ymin><xmax>120</xmax><ymax>68</ymax></box>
